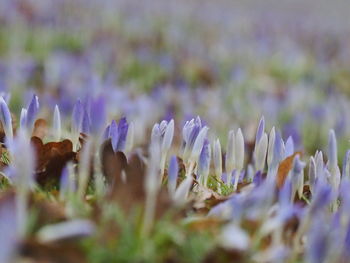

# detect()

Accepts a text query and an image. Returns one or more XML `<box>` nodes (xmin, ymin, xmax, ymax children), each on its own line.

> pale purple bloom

<box><xmin>0</xmin><ymin>96</ymin><xmax>13</xmax><ymax>139</ymax></box>
<box><xmin>309</xmin><ymin>157</ymin><xmax>317</xmax><ymax>194</ymax></box>
<box><xmin>89</xmin><ymin>96</ymin><xmax>106</xmax><ymax>135</ymax></box>
<box><xmin>103</xmin><ymin>124</ymin><xmax>111</xmax><ymax>141</ymax></box>
<box><xmin>235</xmin><ymin>128</ymin><xmax>245</xmax><ymax>171</ymax></box>
<box><xmin>271</xmin><ymin>131</ymin><xmax>284</xmax><ymax>167</ymax></box>
<box><xmin>306</xmin><ymin>216</ymin><xmax>329</xmax><ymax>263</ymax></box>
<box><xmin>213</xmin><ymin>139</ymin><xmax>222</xmax><ymax>179</ymax></box>
<box><xmin>107</xmin><ymin>118</ymin><xmax>129</xmax><ymax>152</ymax></box>
<box><xmin>190</xmin><ymin>126</ymin><xmax>209</xmax><ymax>163</ymax></box>
<box><xmin>53</xmin><ymin>105</ymin><xmax>61</xmax><ymax>140</ymax></box>
<box><xmin>284</xmin><ymin>136</ymin><xmax>294</xmax><ymax>157</ymax></box>
<box><xmin>225</xmin><ymin>130</ymin><xmax>236</xmax><ymax>174</ymax></box>
<box><xmin>72</xmin><ymin>99</ymin><xmax>84</xmax><ymax>134</ymax></box>
<box><xmin>37</xmin><ymin>219</ymin><xmax>95</xmax><ymax>242</ymax></box>
<box><xmin>255</xmin><ymin>133</ymin><xmax>268</xmax><ymax>172</ymax></box>
<box><xmin>342</xmin><ymin>150</ymin><xmax>350</xmax><ymax>178</ymax></box>
<box><xmin>328</xmin><ymin>130</ymin><xmax>340</xmax><ymax>190</ymax></box>
<box><xmin>198</xmin><ymin>139</ymin><xmax>211</xmax><ymax>185</ymax></box>
<box><xmin>255</xmin><ymin>116</ymin><xmax>265</xmax><ymax>144</ymax></box>
<box><xmin>26</xmin><ymin>94</ymin><xmax>39</xmax><ymax>129</ymax></box>
<box><xmin>19</xmin><ymin>108</ymin><xmax>27</xmax><ymax>129</ymax></box>
<box><xmin>267</xmin><ymin>127</ymin><xmax>276</xmax><ymax>168</ymax></box>
<box><xmin>81</xmin><ymin>109</ymin><xmax>90</xmax><ymax>134</ymax></box>
<box><xmin>328</xmin><ymin>130</ymin><xmax>337</xmax><ymax>169</ymax></box>
<box><xmin>0</xmin><ymin>193</ymin><xmax>17</xmax><ymax>263</ymax></box>
<box><xmin>151</xmin><ymin>119</ymin><xmax>174</xmax><ymax>153</ymax></box>
<box><xmin>168</xmin><ymin>155</ymin><xmax>178</xmax><ymax>194</ymax></box>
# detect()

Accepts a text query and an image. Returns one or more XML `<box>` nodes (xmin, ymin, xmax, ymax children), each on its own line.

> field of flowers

<box><xmin>1</xmin><ymin>0</ymin><xmax>350</xmax><ymax>262</ymax></box>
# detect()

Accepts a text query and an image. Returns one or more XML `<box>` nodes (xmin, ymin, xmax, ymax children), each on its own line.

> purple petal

<box><xmin>89</xmin><ymin>96</ymin><xmax>106</xmax><ymax>135</ymax></box>
<box><xmin>255</xmin><ymin>116</ymin><xmax>265</xmax><ymax>144</ymax></box>
<box><xmin>116</xmin><ymin>117</ymin><xmax>129</xmax><ymax>151</ymax></box>
<box><xmin>81</xmin><ymin>110</ymin><xmax>90</xmax><ymax>134</ymax></box>
<box><xmin>72</xmin><ymin>99</ymin><xmax>84</xmax><ymax>133</ymax></box>
<box><xmin>26</xmin><ymin>94</ymin><xmax>39</xmax><ymax>129</ymax></box>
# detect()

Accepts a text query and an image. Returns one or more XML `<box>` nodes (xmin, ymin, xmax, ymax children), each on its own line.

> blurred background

<box><xmin>0</xmin><ymin>0</ymin><xmax>350</xmax><ymax>157</ymax></box>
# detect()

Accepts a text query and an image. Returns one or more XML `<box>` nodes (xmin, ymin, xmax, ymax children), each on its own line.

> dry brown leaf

<box><xmin>19</xmin><ymin>239</ymin><xmax>87</xmax><ymax>263</ymax></box>
<box><xmin>276</xmin><ymin>152</ymin><xmax>302</xmax><ymax>189</ymax></box>
<box><xmin>31</xmin><ymin>136</ymin><xmax>76</xmax><ymax>187</ymax></box>
<box><xmin>32</xmin><ymin>119</ymin><xmax>48</xmax><ymax>140</ymax></box>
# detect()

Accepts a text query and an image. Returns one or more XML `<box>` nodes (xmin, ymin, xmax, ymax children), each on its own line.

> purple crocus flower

<box><xmin>328</xmin><ymin>130</ymin><xmax>340</xmax><ymax>190</ymax></box>
<box><xmin>72</xmin><ymin>99</ymin><xmax>84</xmax><ymax>135</ymax></box>
<box><xmin>116</xmin><ymin>117</ymin><xmax>129</xmax><ymax>151</ymax></box>
<box><xmin>26</xmin><ymin>94</ymin><xmax>39</xmax><ymax>130</ymax></box>
<box><xmin>168</xmin><ymin>155</ymin><xmax>179</xmax><ymax>195</ymax></box>
<box><xmin>81</xmin><ymin>109</ymin><xmax>90</xmax><ymax>135</ymax></box>
<box><xmin>182</xmin><ymin>116</ymin><xmax>202</xmax><ymax>160</ymax></box>
<box><xmin>255</xmin><ymin>116</ymin><xmax>265</xmax><ymax>144</ymax></box>
<box><xmin>306</xmin><ymin>216</ymin><xmax>329</xmax><ymax>263</ymax></box>
<box><xmin>284</xmin><ymin>136</ymin><xmax>294</xmax><ymax>157</ymax></box>
<box><xmin>0</xmin><ymin>96</ymin><xmax>12</xmax><ymax>139</ymax></box>
<box><xmin>107</xmin><ymin>118</ymin><xmax>129</xmax><ymax>153</ymax></box>
<box><xmin>89</xmin><ymin>96</ymin><xmax>106</xmax><ymax>135</ymax></box>
<box><xmin>0</xmin><ymin>193</ymin><xmax>17</xmax><ymax>263</ymax></box>
<box><xmin>342</xmin><ymin>150</ymin><xmax>350</xmax><ymax>178</ymax></box>
<box><xmin>309</xmin><ymin>178</ymin><xmax>333</xmax><ymax>214</ymax></box>
<box><xmin>198</xmin><ymin>139</ymin><xmax>211</xmax><ymax>185</ymax></box>
<box><xmin>19</xmin><ymin>108</ymin><xmax>27</xmax><ymax>128</ymax></box>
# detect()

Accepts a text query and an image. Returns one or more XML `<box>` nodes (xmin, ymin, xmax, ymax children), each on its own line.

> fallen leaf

<box><xmin>19</xmin><ymin>239</ymin><xmax>87</xmax><ymax>263</ymax></box>
<box><xmin>32</xmin><ymin>119</ymin><xmax>48</xmax><ymax>140</ymax></box>
<box><xmin>31</xmin><ymin>137</ymin><xmax>76</xmax><ymax>187</ymax></box>
<box><xmin>277</xmin><ymin>152</ymin><xmax>302</xmax><ymax>189</ymax></box>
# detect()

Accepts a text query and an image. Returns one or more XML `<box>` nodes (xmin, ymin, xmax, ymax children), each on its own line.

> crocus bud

<box><xmin>89</xmin><ymin>96</ymin><xmax>106</xmax><ymax>135</ymax></box>
<box><xmin>125</xmin><ymin>121</ymin><xmax>134</xmax><ymax>153</ymax></box>
<box><xmin>6</xmin><ymin>130</ymin><xmax>35</xmax><ymax>237</ymax></box>
<box><xmin>116</xmin><ymin>117</ymin><xmax>129</xmax><ymax>151</ymax></box>
<box><xmin>198</xmin><ymin>139</ymin><xmax>211</xmax><ymax>186</ymax></box>
<box><xmin>328</xmin><ymin>130</ymin><xmax>340</xmax><ymax>190</ymax></box>
<box><xmin>0</xmin><ymin>192</ymin><xmax>17</xmax><ymax>263</ymax></box>
<box><xmin>151</xmin><ymin>123</ymin><xmax>161</xmax><ymax>144</ymax></box>
<box><xmin>284</xmin><ymin>136</ymin><xmax>294</xmax><ymax>157</ymax></box>
<box><xmin>7</xmin><ymin>130</ymin><xmax>35</xmax><ymax>187</ymax></box>
<box><xmin>255</xmin><ymin>133</ymin><xmax>268</xmax><ymax>172</ymax></box>
<box><xmin>309</xmin><ymin>157</ymin><xmax>317</xmax><ymax>194</ymax></box>
<box><xmin>161</xmin><ymin>119</ymin><xmax>174</xmax><ymax>153</ymax></box>
<box><xmin>19</xmin><ymin>108</ymin><xmax>27</xmax><ymax>130</ymax></box>
<box><xmin>315</xmin><ymin>151</ymin><xmax>325</xmax><ymax>179</ymax></box>
<box><xmin>168</xmin><ymin>156</ymin><xmax>179</xmax><ymax>195</ymax></box>
<box><xmin>273</xmin><ymin>131</ymin><xmax>284</xmax><ymax>165</ymax></box>
<box><xmin>220</xmin><ymin>223</ymin><xmax>250</xmax><ymax>251</ymax></box>
<box><xmin>81</xmin><ymin>109</ymin><xmax>90</xmax><ymax>134</ymax></box>
<box><xmin>213</xmin><ymin>138</ymin><xmax>222</xmax><ymax>180</ymax></box>
<box><xmin>109</xmin><ymin>120</ymin><xmax>119</xmax><ymax>152</ymax></box>
<box><xmin>0</xmin><ymin>96</ymin><xmax>12</xmax><ymax>140</ymax></box>
<box><xmin>267</xmin><ymin>127</ymin><xmax>276</xmax><ymax>168</ymax></box>
<box><xmin>328</xmin><ymin>130</ymin><xmax>338</xmax><ymax>171</ymax></box>
<box><xmin>235</xmin><ymin>128</ymin><xmax>245</xmax><ymax>171</ymax></box>
<box><xmin>72</xmin><ymin>99</ymin><xmax>84</xmax><ymax>135</ymax></box>
<box><xmin>255</xmin><ymin>116</ymin><xmax>265</xmax><ymax>145</ymax></box>
<box><xmin>342</xmin><ymin>150</ymin><xmax>350</xmax><ymax>178</ymax></box>
<box><xmin>225</xmin><ymin>130</ymin><xmax>235</xmax><ymax>174</ymax></box>
<box><xmin>102</xmin><ymin>124</ymin><xmax>111</xmax><ymax>141</ymax></box>
<box><xmin>190</xmin><ymin>126</ymin><xmax>209</xmax><ymax>163</ymax></box>
<box><xmin>291</xmin><ymin>155</ymin><xmax>305</xmax><ymax>198</ymax></box>
<box><xmin>182</xmin><ymin>117</ymin><xmax>202</xmax><ymax>161</ymax></box>
<box><xmin>53</xmin><ymin>105</ymin><xmax>61</xmax><ymax>141</ymax></box>
<box><xmin>173</xmin><ymin>175</ymin><xmax>193</xmax><ymax>206</ymax></box>
<box><xmin>26</xmin><ymin>94</ymin><xmax>39</xmax><ymax>130</ymax></box>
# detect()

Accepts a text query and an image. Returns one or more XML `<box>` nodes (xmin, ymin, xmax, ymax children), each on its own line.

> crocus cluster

<box><xmin>0</xmin><ymin>92</ymin><xmax>349</xmax><ymax>262</ymax></box>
